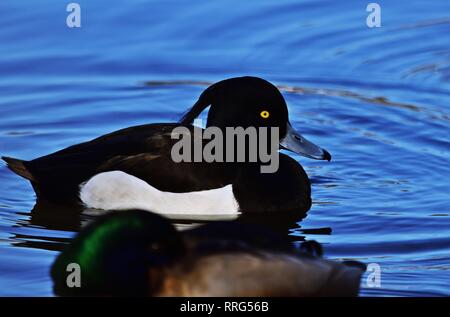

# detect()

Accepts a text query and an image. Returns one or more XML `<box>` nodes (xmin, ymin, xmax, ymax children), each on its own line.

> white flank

<box><xmin>79</xmin><ymin>171</ymin><xmax>240</xmax><ymax>216</ymax></box>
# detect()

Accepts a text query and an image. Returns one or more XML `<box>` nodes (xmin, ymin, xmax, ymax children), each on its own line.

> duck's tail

<box><xmin>2</xmin><ymin>156</ymin><xmax>35</xmax><ymax>182</ymax></box>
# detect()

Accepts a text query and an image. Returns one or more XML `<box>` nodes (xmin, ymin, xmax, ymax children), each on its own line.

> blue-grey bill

<box><xmin>280</xmin><ymin>123</ymin><xmax>331</xmax><ymax>161</ymax></box>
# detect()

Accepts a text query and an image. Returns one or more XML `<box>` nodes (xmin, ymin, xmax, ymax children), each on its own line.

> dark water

<box><xmin>1</xmin><ymin>0</ymin><xmax>449</xmax><ymax>296</ymax></box>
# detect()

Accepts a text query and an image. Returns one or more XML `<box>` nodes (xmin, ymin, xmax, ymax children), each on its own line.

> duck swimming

<box><xmin>51</xmin><ymin>210</ymin><xmax>364</xmax><ymax>296</ymax></box>
<box><xmin>2</xmin><ymin>76</ymin><xmax>330</xmax><ymax>215</ymax></box>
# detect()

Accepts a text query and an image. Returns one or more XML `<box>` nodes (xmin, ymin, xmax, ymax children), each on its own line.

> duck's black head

<box><xmin>51</xmin><ymin>210</ymin><xmax>183</xmax><ymax>296</ymax></box>
<box><xmin>201</xmin><ymin>77</ymin><xmax>288</xmax><ymax>133</ymax></box>
<box><xmin>180</xmin><ymin>76</ymin><xmax>331</xmax><ymax>161</ymax></box>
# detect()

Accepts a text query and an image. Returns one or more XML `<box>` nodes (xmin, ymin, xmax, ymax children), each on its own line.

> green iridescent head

<box><xmin>51</xmin><ymin>210</ymin><xmax>183</xmax><ymax>296</ymax></box>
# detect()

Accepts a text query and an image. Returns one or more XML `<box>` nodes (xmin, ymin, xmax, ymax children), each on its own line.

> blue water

<box><xmin>0</xmin><ymin>0</ymin><xmax>449</xmax><ymax>296</ymax></box>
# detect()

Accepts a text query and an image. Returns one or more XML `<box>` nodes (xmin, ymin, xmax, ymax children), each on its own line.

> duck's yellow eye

<box><xmin>260</xmin><ymin>110</ymin><xmax>270</xmax><ymax>119</ymax></box>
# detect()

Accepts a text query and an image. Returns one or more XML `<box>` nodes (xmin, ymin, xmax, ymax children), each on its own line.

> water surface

<box><xmin>0</xmin><ymin>0</ymin><xmax>449</xmax><ymax>296</ymax></box>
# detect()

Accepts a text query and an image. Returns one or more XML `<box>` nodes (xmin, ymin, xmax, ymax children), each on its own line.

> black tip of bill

<box><xmin>322</xmin><ymin>149</ymin><xmax>332</xmax><ymax>162</ymax></box>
